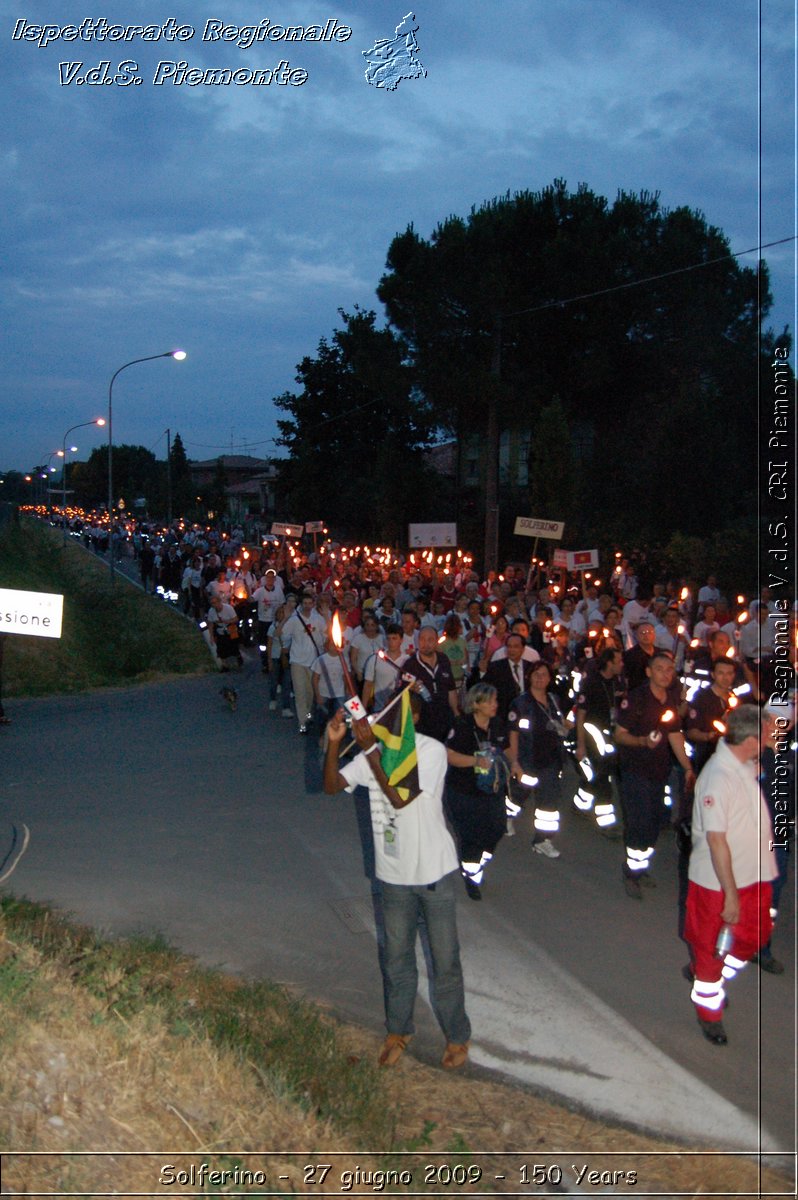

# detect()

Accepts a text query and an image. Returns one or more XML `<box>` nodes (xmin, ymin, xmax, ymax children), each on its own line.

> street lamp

<box><xmin>61</xmin><ymin>418</ymin><xmax>106</xmax><ymax>545</ymax></box>
<box><xmin>108</xmin><ymin>350</ymin><xmax>186</xmax><ymax>582</ymax></box>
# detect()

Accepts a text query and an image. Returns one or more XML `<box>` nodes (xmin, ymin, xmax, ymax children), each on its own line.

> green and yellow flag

<box><xmin>371</xmin><ymin>687</ymin><xmax>420</xmax><ymax>803</ymax></box>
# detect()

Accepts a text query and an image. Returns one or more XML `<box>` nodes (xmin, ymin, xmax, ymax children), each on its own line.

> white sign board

<box><xmin>271</xmin><ymin>522</ymin><xmax>304</xmax><ymax>538</ymax></box>
<box><xmin>551</xmin><ymin>549</ymin><xmax>600</xmax><ymax>572</ymax></box>
<box><xmin>305</xmin><ymin>520</ymin><xmax>325</xmax><ymax>533</ymax></box>
<box><xmin>408</xmin><ymin>522</ymin><xmax>457</xmax><ymax>547</ymax></box>
<box><xmin>514</xmin><ymin>516</ymin><xmax>565</xmax><ymax>540</ymax></box>
<box><xmin>570</xmin><ymin>548</ymin><xmax>599</xmax><ymax>571</ymax></box>
<box><xmin>0</xmin><ymin>587</ymin><xmax>63</xmax><ymax>639</ymax></box>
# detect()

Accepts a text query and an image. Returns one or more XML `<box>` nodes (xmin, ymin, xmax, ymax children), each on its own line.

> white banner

<box><xmin>271</xmin><ymin>522</ymin><xmax>305</xmax><ymax>538</ymax></box>
<box><xmin>514</xmin><ymin>516</ymin><xmax>565</xmax><ymax>539</ymax></box>
<box><xmin>0</xmin><ymin>587</ymin><xmax>63</xmax><ymax>639</ymax></box>
<box><xmin>305</xmin><ymin>520</ymin><xmax>325</xmax><ymax>533</ymax></box>
<box><xmin>408</xmin><ymin>522</ymin><xmax>457</xmax><ymax>547</ymax></box>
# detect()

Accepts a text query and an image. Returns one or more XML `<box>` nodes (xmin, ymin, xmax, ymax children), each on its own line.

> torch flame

<box><xmin>661</xmin><ymin>709</ymin><xmax>676</xmax><ymax>724</ymax></box>
<box><xmin>727</xmin><ymin>694</ymin><xmax>739</xmax><ymax>709</ymax></box>
<box><xmin>331</xmin><ymin>610</ymin><xmax>343</xmax><ymax>650</ymax></box>
<box><xmin>713</xmin><ymin>720</ymin><xmax>727</xmax><ymax>735</ymax></box>
<box><xmin>680</xmin><ymin>587</ymin><xmax>689</xmax><ymax>601</ymax></box>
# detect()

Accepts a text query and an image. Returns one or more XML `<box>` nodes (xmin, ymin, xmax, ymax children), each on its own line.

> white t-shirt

<box><xmin>364</xmin><ymin>650</ymin><xmax>408</xmax><ymax>704</ymax></box>
<box><xmin>282</xmin><ymin>610</ymin><xmax>328</xmax><ymax>667</ymax></box>
<box><xmin>252</xmin><ymin>580</ymin><xmax>285</xmax><ymax>623</ymax></box>
<box><xmin>311</xmin><ymin>652</ymin><xmax>346</xmax><ymax>700</ymax></box>
<box><xmin>349</xmin><ymin>630</ymin><xmax>386</xmax><ymax>676</ymax></box>
<box><xmin>689</xmin><ymin>739</ymin><xmax>777</xmax><ymax>890</ymax></box>
<box><xmin>340</xmin><ymin>733</ymin><xmax>458</xmax><ymax>886</ymax></box>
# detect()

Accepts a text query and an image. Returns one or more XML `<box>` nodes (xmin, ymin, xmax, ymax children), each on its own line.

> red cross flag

<box><xmin>345</xmin><ymin>695</ymin><xmax>366</xmax><ymax>720</ymax></box>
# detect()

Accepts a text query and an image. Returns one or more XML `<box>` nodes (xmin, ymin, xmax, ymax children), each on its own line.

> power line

<box><xmin>505</xmin><ymin>234</ymin><xmax>795</xmax><ymax>321</ymax></box>
<box><xmin>185</xmin><ymin>232</ymin><xmax>796</xmax><ymax>453</ymax></box>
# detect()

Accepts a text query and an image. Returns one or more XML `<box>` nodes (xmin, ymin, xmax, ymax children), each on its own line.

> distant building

<box><xmin>188</xmin><ymin>455</ymin><xmax>281</xmax><ymax>520</ymax></box>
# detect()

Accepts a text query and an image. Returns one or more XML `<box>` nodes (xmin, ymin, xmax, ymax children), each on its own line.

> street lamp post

<box><xmin>108</xmin><ymin>350</ymin><xmax>186</xmax><ymax>582</ymax></box>
<box><xmin>61</xmin><ymin>418</ymin><xmax>106</xmax><ymax>545</ymax></box>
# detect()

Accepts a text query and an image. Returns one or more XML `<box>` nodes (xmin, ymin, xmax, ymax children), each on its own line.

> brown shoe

<box><xmin>441</xmin><ymin>1041</ymin><xmax>470</xmax><ymax>1070</ymax></box>
<box><xmin>379</xmin><ymin>1034</ymin><xmax>411</xmax><ymax>1067</ymax></box>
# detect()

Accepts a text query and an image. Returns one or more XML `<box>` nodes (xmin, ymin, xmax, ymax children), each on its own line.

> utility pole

<box><xmin>166</xmin><ymin>428</ymin><xmax>172</xmax><ymax>527</ymax></box>
<box><xmin>482</xmin><ymin>317</ymin><xmax>502</xmax><ymax>575</ymax></box>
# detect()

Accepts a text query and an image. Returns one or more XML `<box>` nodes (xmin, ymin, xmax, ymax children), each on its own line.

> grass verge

<box><xmin>0</xmin><ymin>897</ymin><xmax>791</xmax><ymax>1198</ymax></box>
<box><xmin>0</xmin><ymin>519</ymin><xmax>211</xmax><ymax>695</ymax></box>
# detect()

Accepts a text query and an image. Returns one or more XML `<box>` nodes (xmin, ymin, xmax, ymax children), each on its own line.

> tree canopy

<box><xmin>377</xmin><ymin>179</ymin><xmax>779</xmax><ymax>541</ymax></box>
<box><xmin>274</xmin><ymin>308</ymin><xmax>442</xmax><ymax>542</ymax></box>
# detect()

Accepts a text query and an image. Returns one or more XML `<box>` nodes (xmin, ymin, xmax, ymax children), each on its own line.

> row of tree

<box><xmin>3</xmin><ymin>434</ymin><xmax>227</xmax><ymax>521</ymax></box>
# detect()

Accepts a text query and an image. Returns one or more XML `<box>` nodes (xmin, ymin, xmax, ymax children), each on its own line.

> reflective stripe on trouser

<box><xmin>576</xmin><ymin>727</ymin><xmax>617</xmax><ymax>825</ymax></box>
<box><xmin>461</xmin><ymin>851</ymin><xmax>492</xmax><ymax>886</ymax></box>
<box><xmin>690</xmin><ymin>977</ymin><xmax>725</xmax><ymax>1013</ymax></box>
<box><xmin>534</xmin><ymin>808</ymin><xmax>560</xmax><ymax>834</ymax></box>
<box><xmin>684</xmin><ymin>880</ymin><xmax>773</xmax><ymax>1023</ymax></box>
<box><xmin>505</xmin><ymin>792</ymin><xmax>522</xmax><ymax>818</ymax></box>
<box><xmin>721</xmin><ymin>953</ymin><xmax>748</xmax><ymax>981</ymax></box>
<box><xmin>625</xmin><ymin>845</ymin><xmax>654</xmax><ymax>873</ymax></box>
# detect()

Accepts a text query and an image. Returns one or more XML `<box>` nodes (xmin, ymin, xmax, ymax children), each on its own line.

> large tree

<box><xmin>377</xmin><ymin>180</ymin><xmax>778</xmax><ymax>560</ymax></box>
<box><xmin>274</xmin><ymin>308</ymin><xmax>441</xmax><ymax>543</ymax></box>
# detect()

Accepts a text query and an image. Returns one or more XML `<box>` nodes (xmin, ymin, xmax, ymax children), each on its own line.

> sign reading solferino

<box><xmin>513</xmin><ymin>516</ymin><xmax>565</xmax><ymax>540</ymax></box>
<box><xmin>0</xmin><ymin>587</ymin><xmax>64</xmax><ymax>639</ymax></box>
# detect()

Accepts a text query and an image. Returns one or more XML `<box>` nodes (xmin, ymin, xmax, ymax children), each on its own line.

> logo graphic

<box><xmin>362</xmin><ymin>11</ymin><xmax>427</xmax><ymax>90</ymax></box>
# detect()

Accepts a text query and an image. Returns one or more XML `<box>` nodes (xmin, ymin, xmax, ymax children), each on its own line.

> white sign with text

<box><xmin>408</xmin><ymin>522</ymin><xmax>457</xmax><ymax>547</ymax></box>
<box><xmin>271</xmin><ymin>522</ymin><xmax>305</xmax><ymax>538</ymax></box>
<box><xmin>0</xmin><ymin>587</ymin><xmax>64</xmax><ymax>639</ymax></box>
<box><xmin>513</xmin><ymin>516</ymin><xmax>565</xmax><ymax>539</ymax></box>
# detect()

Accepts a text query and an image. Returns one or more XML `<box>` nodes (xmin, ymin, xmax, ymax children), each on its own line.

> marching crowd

<box><xmin>48</xmin><ymin>514</ymin><xmax>797</xmax><ymax>1057</ymax></box>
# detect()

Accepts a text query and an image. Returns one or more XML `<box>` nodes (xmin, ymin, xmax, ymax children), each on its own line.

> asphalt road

<box><xmin>2</xmin><ymin>656</ymin><xmax>794</xmax><ymax>1161</ymax></box>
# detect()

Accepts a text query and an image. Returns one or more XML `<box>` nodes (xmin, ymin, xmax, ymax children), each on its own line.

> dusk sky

<box><xmin>1</xmin><ymin>1</ymin><xmax>793</xmax><ymax>476</ymax></box>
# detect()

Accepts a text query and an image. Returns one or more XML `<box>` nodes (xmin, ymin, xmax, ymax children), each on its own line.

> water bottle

<box><xmin>714</xmin><ymin>923</ymin><xmax>734</xmax><ymax>958</ymax></box>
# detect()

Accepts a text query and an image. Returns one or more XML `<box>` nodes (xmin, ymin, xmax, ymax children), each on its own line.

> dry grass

<box><xmin>0</xmin><ymin>901</ymin><xmax>791</xmax><ymax>1198</ymax></box>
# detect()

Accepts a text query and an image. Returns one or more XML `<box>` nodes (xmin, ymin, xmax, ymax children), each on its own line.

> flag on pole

<box><xmin>371</xmin><ymin>687</ymin><xmax>420</xmax><ymax>803</ymax></box>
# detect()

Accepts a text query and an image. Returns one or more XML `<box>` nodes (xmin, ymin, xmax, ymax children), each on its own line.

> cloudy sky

<box><xmin>1</xmin><ymin>0</ymin><xmax>793</xmax><ymax>476</ymax></box>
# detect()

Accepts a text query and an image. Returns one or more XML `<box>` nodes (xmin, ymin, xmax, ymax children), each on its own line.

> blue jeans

<box><xmin>380</xmin><ymin>871</ymin><xmax>471</xmax><ymax>1044</ymax></box>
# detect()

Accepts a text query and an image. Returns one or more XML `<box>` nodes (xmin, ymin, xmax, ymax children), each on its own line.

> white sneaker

<box><xmin>533</xmin><ymin>838</ymin><xmax>560</xmax><ymax>859</ymax></box>
<box><xmin>269</xmin><ymin>700</ymin><xmax>277</xmax><ymax>711</ymax></box>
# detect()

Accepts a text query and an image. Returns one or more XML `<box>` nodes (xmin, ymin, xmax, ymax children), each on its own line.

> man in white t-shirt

<box><xmin>684</xmin><ymin>706</ymin><xmax>777</xmax><ymax>1045</ymax></box>
<box><xmin>323</xmin><ymin>695</ymin><xmax>471</xmax><ymax>1071</ymax></box>
<box><xmin>251</xmin><ymin>570</ymin><xmax>285</xmax><ymax>671</ymax></box>
<box><xmin>281</xmin><ymin>592</ymin><xmax>328</xmax><ymax>733</ymax></box>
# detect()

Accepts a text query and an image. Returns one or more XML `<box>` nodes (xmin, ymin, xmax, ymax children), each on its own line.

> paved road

<box><xmin>2</xmin><ymin>660</ymin><xmax>794</xmax><ymax>1159</ymax></box>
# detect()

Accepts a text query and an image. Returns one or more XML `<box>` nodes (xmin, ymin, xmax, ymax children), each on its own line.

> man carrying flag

<box><xmin>324</xmin><ymin>688</ymin><xmax>472</xmax><ymax>1071</ymax></box>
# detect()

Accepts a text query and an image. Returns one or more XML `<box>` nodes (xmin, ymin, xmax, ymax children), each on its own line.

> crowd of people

<box><xmin>37</xmin><ymin>511</ymin><xmax>798</xmax><ymax>1058</ymax></box>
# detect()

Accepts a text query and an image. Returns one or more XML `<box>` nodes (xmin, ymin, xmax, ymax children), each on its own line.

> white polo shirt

<box><xmin>689</xmin><ymin>739</ymin><xmax>777</xmax><ymax>890</ymax></box>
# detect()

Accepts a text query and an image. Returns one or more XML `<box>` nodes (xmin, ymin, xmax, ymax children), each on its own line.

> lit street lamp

<box><xmin>61</xmin><ymin>418</ymin><xmax>106</xmax><ymax>545</ymax></box>
<box><xmin>108</xmin><ymin>350</ymin><xmax>186</xmax><ymax>582</ymax></box>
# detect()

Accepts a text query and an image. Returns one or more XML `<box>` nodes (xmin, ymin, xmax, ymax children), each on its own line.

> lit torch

<box><xmin>331</xmin><ymin>610</ymin><xmax>358</xmax><ymax>700</ymax></box>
